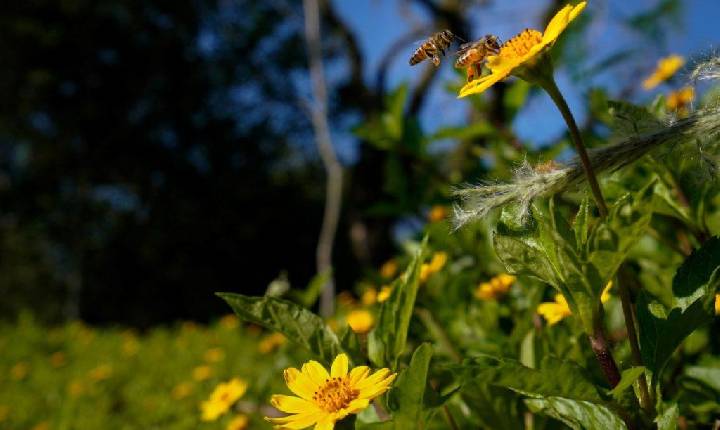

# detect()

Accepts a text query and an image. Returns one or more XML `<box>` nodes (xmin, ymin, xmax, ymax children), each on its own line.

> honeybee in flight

<box><xmin>409</xmin><ymin>30</ymin><xmax>456</xmax><ymax>67</ymax></box>
<box><xmin>454</xmin><ymin>35</ymin><xmax>502</xmax><ymax>82</ymax></box>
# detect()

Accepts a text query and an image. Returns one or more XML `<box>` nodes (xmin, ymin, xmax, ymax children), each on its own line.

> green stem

<box><xmin>542</xmin><ymin>78</ymin><xmax>608</xmax><ymax>218</ymax></box>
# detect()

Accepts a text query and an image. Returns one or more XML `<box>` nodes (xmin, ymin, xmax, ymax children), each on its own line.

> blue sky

<box><xmin>329</xmin><ymin>0</ymin><xmax>720</xmax><ymax>161</ymax></box>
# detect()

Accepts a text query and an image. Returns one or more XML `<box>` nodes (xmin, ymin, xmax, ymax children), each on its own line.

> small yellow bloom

<box><xmin>267</xmin><ymin>353</ymin><xmax>396</xmax><ymax>430</ymax></box>
<box><xmin>0</xmin><ymin>404</ymin><xmax>8</xmax><ymax>422</ymax></box>
<box><xmin>715</xmin><ymin>294</ymin><xmax>720</xmax><ymax>315</ymax></box>
<box><xmin>50</xmin><ymin>351</ymin><xmax>66</xmax><ymax>368</ymax></box>
<box><xmin>30</xmin><ymin>421</ymin><xmax>49</xmax><ymax>430</ymax></box>
<box><xmin>204</xmin><ymin>347</ymin><xmax>226</xmax><ymax>363</ymax></box>
<box><xmin>377</xmin><ymin>286</ymin><xmax>392</xmax><ymax>302</ymax></box>
<box><xmin>88</xmin><ymin>364</ymin><xmax>113</xmax><ymax>382</ymax></box>
<box><xmin>666</xmin><ymin>86</ymin><xmax>694</xmax><ymax>117</ymax></box>
<box><xmin>258</xmin><ymin>332</ymin><xmax>287</xmax><ymax>354</ymax></box>
<box><xmin>122</xmin><ymin>337</ymin><xmax>140</xmax><ymax>357</ymax></box>
<box><xmin>193</xmin><ymin>365</ymin><xmax>213</xmax><ymax>381</ymax></box>
<box><xmin>67</xmin><ymin>380</ymin><xmax>85</xmax><ymax>397</ymax></box>
<box><xmin>346</xmin><ymin>310</ymin><xmax>375</xmax><ymax>334</ymax></box>
<box><xmin>474</xmin><ymin>274</ymin><xmax>516</xmax><ymax>301</ymax></box>
<box><xmin>420</xmin><ymin>251</ymin><xmax>449</xmax><ymax>283</ymax></box>
<box><xmin>428</xmin><ymin>205</ymin><xmax>448</xmax><ymax>222</ymax></box>
<box><xmin>10</xmin><ymin>362</ymin><xmax>29</xmax><ymax>380</ymax></box>
<box><xmin>459</xmin><ymin>2</ymin><xmax>586</xmax><ymax>97</ymax></box>
<box><xmin>361</xmin><ymin>287</ymin><xmax>377</xmax><ymax>305</ymax></box>
<box><xmin>642</xmin><ymin>55</ymin><xmax>685</xmax><ymax>90</ymax></box>
<box><xmin>220</xmin><ymin>314</ymin><xmax>240</xmax><ymax>330</ymax></box>
<box><xmin>539</xmin><ymin>282</ymin><xmax>613</xmax><ymax>325</ymax></box>
<box><xmin>172</xmin><ymin>382</ymin><xmax>194</xmax><ymax>400</ymax></box>
<box><xmin>337</xmin><ymin>291</ymin><xmax>357</xmax><ymax>308</ymax></box>
<box><xmin>227</xmin><ymin>414</ymin><xmax>249</xmax><ymax>430</ymax></box>
<box><xmin>380</xmin><ymin>259</ymin><xmax>398</xmax><ymax>279</ymax></box>
<box><xmin>201</xmin><ymin>378</ymin><xmax>248</xmax><ymax>421</ymax></box>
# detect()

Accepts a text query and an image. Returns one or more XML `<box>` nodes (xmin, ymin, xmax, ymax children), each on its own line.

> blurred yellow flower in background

<box><xmin>88</xmin><ymin>364</ymin><xmax>113</xmax><ymax>382</ymax></box>
<box><xmin>219</xmin><ymin>314</ymin><xmax>240</xmax><ymax>330</ymax></box>
<box><xmin>666</xmin><ymin>86</ymin><xmax>694</xmax><ymax>117</ymax></box>
<box><xmin>10</xmin><ymin>362</ymin><xmax>29</xmax><ymax>380</ymax></box>
<box><xmin>361</xmin><ymin>287</ymin><xmax>377</xmax><ymax>305</ymax></box>
<box><xmin>227</xmin><ymin>414</ymin><xmax>249</xmax><ymax>430</ymax></box>
<box><xmin>200</xmin><ymin>378</ymin><xmax>248</xmax><ymax>421</ymax></box>
<box><xmin>475</xmin><ymin>274</ymin><xmax>516</xmax><ymax>301</ymax></box>
<box><xmin>428</xmin><ymin>205</ymin><xmax>448</xmax><ymax>222</ymax></box>
<box><xmin>420</xmin><ymin>251</ymin><xmax>448</xmax><ymax>283</ymax></box>
<box><xmin>67</xmin><ymin>380</ymin><xmax>85</xmax><ymax>397</ymax></box>
<box><xmin>346</xmin><ymin>310</ymin><xmax>375</xmax><ymax>334</ymax></box>
<box><xmin>715</xmin><ymin>294</ymin><xmax>720</xmax><ymax>315</ymax></box>
<box><xmin>204</xmin><ymin>347</ymin><xmax>225</xmax><ymax>363</ymax></box>
<box><xmin>258</xmin><ymin>332</ymin><xmax>287</xmax><ymax>354</ymax></box>
<box><xmin>172</xmin><ymin>382</ymin><xmax>194</xmax><ymax>400</ymax></box>
<box><xmin>459</xmin><ymin>2</ymin><xmax>586</xmax><ymax>97</ymax></box>
<box><xmin>0</xmin><ymin>405</ymin><xmax>8</xmax><ymax>422</ymax></box>
<box><xmin>337</xmin><ymin>291</ymin><xmax>357</xmax><ymax>308</ymax></box>
<box><xmin>643</xmin><ymin>55</ymin><xmax>685</xmax><ymax>90</ymax></box>
<box><xmin>538</xmin><ymin>282</ymin><xmax>613</xmax><ymax>326</ymax></box>
<box><xmin>49</xmin><ymin>351</ymin><xmax>66</xmax><ymax>368</ymax></box>
<box><xmin>377</xmin><ymin>286</ymin><xmax>392</xmax><ymax>302</ymax></box>
<box><xmin>30</xmin><ymin>421</ymin><xmax>49</xmax><ymax>430</ymax></box>
<box><xmin>380</xmin><ymin>259</ymin><xmax>398</xmax><ymax>279</ymax></box>
<box><xmin>193</xmin><ymin>365</ymin><xmax>213</xmax><ymax>381</ymax></box>
<box><xmin>267</xmin><ymin>353</ymin><xmax>395</xmax><ymax>430</ymax></box>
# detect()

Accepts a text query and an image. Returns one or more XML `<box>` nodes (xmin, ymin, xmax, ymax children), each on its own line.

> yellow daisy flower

<box><xmin>172</xmin><ymin>382</ymin><xmax>194</xmax><ymax>400</ymax></box>
<box><xmin>380</xmin><ymin>259</ymin><xmax>398</xmax><ymax>279</ymax></box>
<box><xmin>204</xmin><ymin>347</ymin><xmax>226</xmax><ymax>363</ymax></box>
<box><xmin>201</xmin><ymin>378</ymin><xmax>248</xmax><ymax>421</ymax></box>
<box><xmin>474</xmin><ymin>274</ymin><xmax>516</xmax><ymax>301</ymax></box>
<box><xmin>227</xmin><ymin>414</ymin><xmax>249</xmax><ymax>430</ymax></box>
<box><xmin>459</xmin><ymin>2</ymin><xmax>586</xmax><ymax>98</ymax></box>
<box><xmin>420</xmin><ymin>251</ymin><xmax>449</xmax><ymax>283</ymax></box>
<box><xmin>428</xmin><ymin>205</ymin><xmax>448</xmax><ymax>222</ymax></box>
<box><xmin>193</xmin><ymin>365</ymin><xmax>213</xmax><ymax>381</ymax></box>
<box><xmin>642</xmin><ymin>55</ymin><xmax>685</xmax><ymax>90</ymax></box>
<box><xmin>538</xmin><ymin>282</ymin><xmax>612</xmax><ymax>326</ymax></box>
<box><xmin>666</xmin><ymin>86</ymin><xmax>694</xmax><ymax>117</ymax></box>
<box><xmin>346</xmin><ymin>310</ymin><xmax>375</xmax><ymax>334</ymax></box>
<box><xmin>267</xmin><ymin>354</ymin><xmax>396</xmax><ymax>430</ymax></box>
<box><xmin>361</xmin><ymin>287</ymin><xmax>377</xmax><ymax>305</ymax></box>
<box><xmin>715</xmin><ymin>293</ymin><xmax>720</xmax><ymax>315</ymax></box>
<box><xmin>259</xmin><ymin>332</ymin><xmax>288</xmax><ymax>354</ymax></box>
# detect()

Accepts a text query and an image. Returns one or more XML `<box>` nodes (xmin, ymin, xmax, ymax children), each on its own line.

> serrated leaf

<box><xmin>368</xmin><ymin>238</ymin><xmax>426</xmax><ymax>368</ymax></box>
<box><xmin>637</xmin><ymin>237</ymin><xmax>720</xmax><ymax>385</ymax></box>
<box><xmin>461</xmin><ymin>383</ymin><xmax>523</xmax><ymax>430</ymax></box>
<box><xmin>655</xmin><ymin>403</ymin><xmax>679</xmax><ymax>430</ymax></box>
<box><xmin>525</xmin><ymin>397</ymin><xmax>628</xmax><ymax>430</ymax></box>
<box><xmin>216</xmin><ymin>293</ymin><xmax>342</xmax><ymax>364</ymax></box>
<box><xmin>607</xmin><ymin>100</ymin><xmax>663</xmax><ymax>137</ymax></box>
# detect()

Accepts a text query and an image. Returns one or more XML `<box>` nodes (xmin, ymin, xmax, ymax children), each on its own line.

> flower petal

<box><xmin>542</xmin><ymin>2</ymin><xmax>586</xmax><ymax>45</ymax></box>
<box><xmin>459</xmin><ymin>69</ymin><xmax>511</xmax><ymax>98</ymax></box>
<box><xmin>314</xmin><ymin>417</ymin><xmax>336</xmax><ymax>430</ymax></box>
<box><xmin>348</xmin><ymin>366</ymin><xmax>370</xmax><ymax>385</ymax></box>
<box><xmin>284</xmin><ymin>367</ymin><xmax>318</xmax><ymax>400</ymax></box>
<box><xmin>354</xmin><ymin>368</ymin><xmax>394</xmax><ymax>392</ymax></box>
<box><xmin>330</xmin><ymin>354</ymin><xmax>349</xmax><ymax>378</ymax></box>
<box><xmin>271</xmin><ymin>394</ymin><xmax>321</xmax><ymax>414</ymax></box>
<box><xmin>358</xmin><ymin>374</ymin><xmax>396</xmax><ymax>399</ymax></box>
<box><xmin>267</xmin><ymin>413</ymin><xmax>320</xmax><ymax>429</ymax></box>
<box><xmin>302</xmin><ymin>360</ymin><xmax>330</xmax><ymax>386</ymax></box>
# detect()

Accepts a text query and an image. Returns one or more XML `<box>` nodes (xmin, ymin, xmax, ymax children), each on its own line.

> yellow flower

<box><xmin>428</xmin><ymin>205</ymin><xmax>448</xmax><ymax>222</ymax></box>
<box><xmin>642</xmin><ymin>55</ymin><xmax>685</xmax><ymax>90</ymax></box>
<box><xmin>227</xmin><ymin>414</ymin><xmax>249</xmax><ymax>430</ymax></box>
<box><xmin>220</xmin><ymin>314</ymin><xmax>240</xmax><ymax>330</ymax></box>
<box><xmin>31</xmin><ymin>421</ymin><xmax>49</xmax><ymax>430</ymax></box>
<box><xmin>538</xmin><ymin>282</ymin><xmax>613</xmax><ymax>326</ymax></box>
<box><xmin>88</xmin><ymin>364</ymin><xmax>113</xmax><ymax>382</ymax></box>
<box><xmin>337</xmin><ymin>291</ymin><xmax>356</xmax><ymax>308</ymax></box>
<box><xmin>666</xmin><ymin>86</ymin><xmax>694</xmax><ymax>117</ymax></box>
<box><xmin>193</xmin><ymin>365</ymin><xmax>213</xmax><ymax>381</ymax></box>
<box><xmin>377</xmin><ymin>286</ymin><xmax>392</xmax><ymax>303</ymax></box>
<box><xmin>267</xmin><ymin>354</ymin><xmax>396</xmax><ymax>430</ymax></box>
<box><xmin>204</xmin><ymin>347</ymin><xmax>226</xmax><ymax>363</ymax></box>
<box><xmin>346</xmin><ymin>310</ymin><xmax>375</xmax><ymax>334</ymax></box>
<box><xmin>361</xmin><ymin>287</ymin><xmax>377</xmax><ymax>305</ymax></box>
<box><xmin>380</xmin><ymin>259</ymin><xmax>398</xmax><ymax>279</ymax></box>
<box><xmin>459</xmin><ymin>2</ymin><xmax>586</xmax><ymax>97</ymax></box>
<box><xmin>259</xmin><ymin>332</ymin><xmax>287</xmax><ymax>354</ymax></box>
<box><xmin>67</xmin><ymin>380</ymin><xmax>85</xmax><ymax>397</ymax></box>
<box><xmin>474</xmin><ymin>274</ymin><xmax>516</xmax><ymax>301</ymax></box>
<box><xmin>201</xmin><ymin>378</ymin><xmax>248</xmax><ymax>421</ymax></box>
<box><xmin>0</xmin><ymin>404</ymin><xmax>8</xmax><ymax>422</ymax></box>
<box><xmin>172</xmin><ymin>382</ymin><xmax>194</xmax><ymax>400</ymax></box>
<box><xmin>420</xmin><ymin>251</ymin><xmax>449</xmax><ymax>283</ymax></box>
<box><xmin>50</xmin><ymin>351</ymin><xmax>66</xmax><ymax>368</ymax></box>
<box><xmin>10</xmin><ymin>362</ymin><xmax>29</xmax><ymax>380</ymax></box>
<box><xmin>715</xmin><ymin>294</ymin><xmax>720</xmax><ymax>315</ymax></box>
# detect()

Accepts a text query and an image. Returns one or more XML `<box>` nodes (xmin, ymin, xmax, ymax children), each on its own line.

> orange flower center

<box><xmin>498</xmin><ymin>29</ymin><xmax>543</xmax><ymax>60</ymax></box>
<box><xmin>312</xmin><ymin>377</ymin><xmax>359</xmax><ymax>412</ymax></box>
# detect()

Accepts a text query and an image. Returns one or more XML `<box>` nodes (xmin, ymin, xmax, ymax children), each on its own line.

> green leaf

<box><xmin>685</xmin><ymin>366</ymin><xmax>720</xmax><ymax>393</ymax></box>
<box><xmin>609</xmin><ymin>366</ymin><xmax>646</xmax><ymax>400</ymax></box>
<box><xmin>387</xmin><ymin>343</ymin><xmax>434</xmax><ymax>427</ymax></box>
<box><xmin>525</xmin><ymin>397</ymin><xmax>628</xmax><ymax>430</ymax></box>
<box><xmin>573</xmin><ymin>195</ymin><xmax>590</xmax><ymax>251</ymax></box>
<box><xmin>637</xmin><ymin>237</ymin><xmax>720</xmax><ymax>384</ymax></box>
<box><xmin>216</xmin><ymin>293</ymin><xmax>342</xmax><ymax>363</ymax></box>
<box><xmin>655</xmin><ymin>403</ymin><xmax>679</xmax><ymax>430</ymax></box>
<box><xmin>461</xmin><ymin>383</ymin><xmax>523</xmax><ymax>430</ymax></box>
<box><xmin>607</xmin><ymin>100</ymin><xmax>663</xmax><ymax>137</ymax></box>
<box><xmin>368</xmin><ymin>238</ymin><xmax>426</xmax><ymax>369</ymax></box>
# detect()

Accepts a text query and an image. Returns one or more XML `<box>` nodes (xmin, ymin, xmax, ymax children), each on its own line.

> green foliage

<box><xmin>216</xmin><ymin>293</ymin><xmax>342</xmax><ymax>364</ymax></box>
<box><xmin>385</xmin><ymin>343</ymin><xmax>434</xmax><ymax>428</ymax></box>
<box><xmin>637</xmin><ymin>237</ymin><xmax>720</xmax><ymax>385</ymax></box>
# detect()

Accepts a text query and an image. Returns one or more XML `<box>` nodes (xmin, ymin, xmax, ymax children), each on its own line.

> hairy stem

<box><xmin>542</xmin><ymin>78</ymin><xmax>608</xmax><ymax>217</ymax></box>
